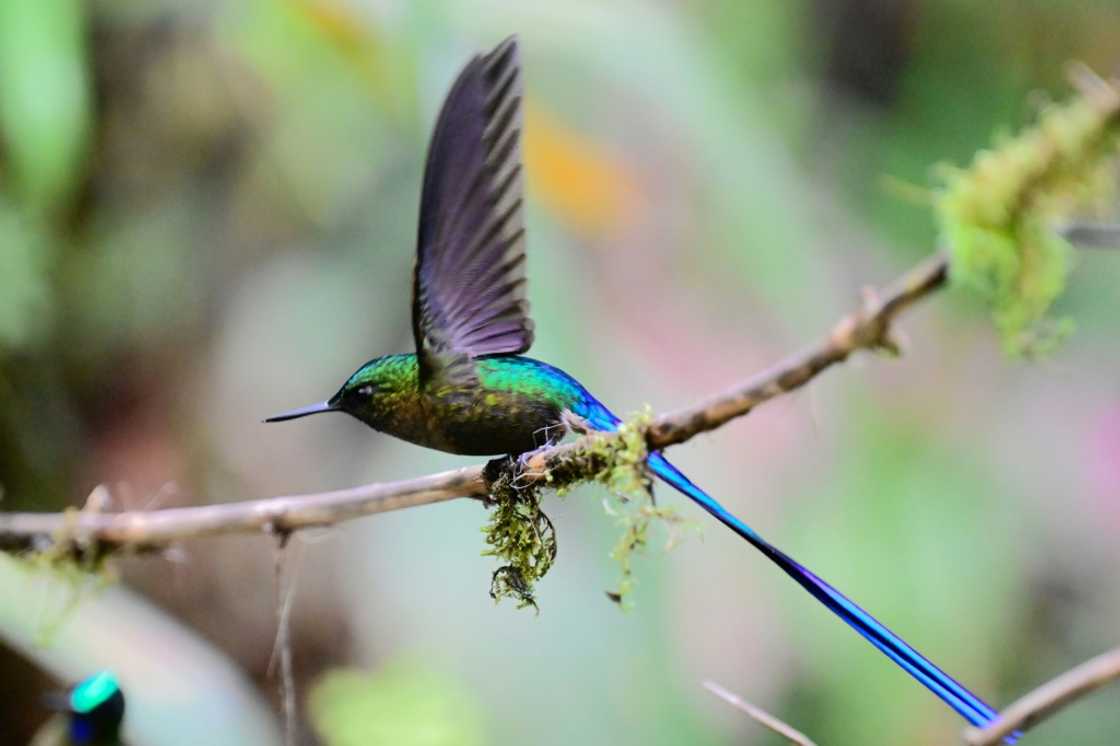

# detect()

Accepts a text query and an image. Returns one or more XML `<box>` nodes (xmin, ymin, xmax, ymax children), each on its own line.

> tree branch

<box><xmin>646</xmin><ymin>253</ymin><xmax>946</xmax><ymax>448</ymax></box>
<box><xmin>962</xmin><ymin>646</ymin><xmax>1120</xmax><ymax>745</ymax></box>
<box><xmin>0</xmin><ymin>254</ymin><xmax>949</xmax><ymax>555</ymax></box>
<box><xmin>0</xmin><ymin>468</ymin><xmax>487</xmax><ymax>554</ymax></box>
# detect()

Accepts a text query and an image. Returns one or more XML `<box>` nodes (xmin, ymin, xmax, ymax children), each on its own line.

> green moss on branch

<box><xmin>936</xmin><ymin>75</ymin><xmax>1120</xmax><ymax>355</ymax></box>
<box><xmin>481</xmin><ymin>408</ymin><xmax>687</xmax><ymax>610</ymax></box>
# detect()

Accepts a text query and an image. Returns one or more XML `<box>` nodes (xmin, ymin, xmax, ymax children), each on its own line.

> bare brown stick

<box><xmin>703</xmin><ymin>680</ymin><xmax>817</xmax><ymax>746</ymax></box>
<box><xmin>0</xmin><ymin>467</ymin><xmax>486</xmax><ymax>553</ymax></box>
<box><xmin>270</xmin><ymin>536</ymin><xmax>300</xmax><ymax>746</ymax></box>
<box><xmin>646</xmin><ymin>253</ymin><xmax>946</xmax><ymax>448</ymax></box>
<box><xmin>963</xmin><ymin>646</ymin><xmax>1120</xmax><ymax>745</ymax></box>
<box><xmin>0</xmin><ymin>255</ymin><xmax>949</xmax><ymax>554</ymax></box>
<box><xmin>1058</xmin><ymin>220</ymin><xmax>1120</xmax><ymax>250</ymax></box>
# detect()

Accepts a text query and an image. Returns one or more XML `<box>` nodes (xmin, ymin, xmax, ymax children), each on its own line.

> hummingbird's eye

<box><xmin>358</xmin><ymin>385</ymin><xmax>374</xmax><ymax>397</ymax></box>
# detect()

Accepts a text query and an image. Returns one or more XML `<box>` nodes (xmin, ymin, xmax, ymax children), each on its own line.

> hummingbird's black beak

<box><xmin>264</xmin><ymin>401</ymin><xmax>335</xmax><ymax>423</ymax></box>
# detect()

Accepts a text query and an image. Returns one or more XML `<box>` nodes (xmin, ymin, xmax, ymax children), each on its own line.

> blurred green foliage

<box><xmin>0</xmin><ymin>1</ymin><xmax>89</xmax><ymax>213</ymax></box>
<box><xmin>0</xmin><ymin>0</ymin><xmax>88</xmax><ymax>354</ymax></box>
<box><xmin>310</xmin><ymin>663</ymin><xmax>485</xmax><ymax>746</ymax></box>
<box><xmin>0</xmin><ymin>204</ymin><xmax>53</xmax><ymax>350</ymax></box>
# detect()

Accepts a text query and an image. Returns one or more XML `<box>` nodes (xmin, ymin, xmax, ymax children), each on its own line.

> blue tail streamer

<box><xmin>577</xmin><ymin>398</ymin><xmax>1011</xmax><ymax>738</ymax></box>
<box><xmin>647</xmin><ymin>451</ymin><xmax>1012</xmax><ymax>733</ymax></box>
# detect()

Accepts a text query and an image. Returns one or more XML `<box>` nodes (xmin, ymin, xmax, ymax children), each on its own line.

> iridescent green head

<box><xmin>265</xmin><ymin>354</ymin><xmax>420</xmax><ymax>432</ymax></box>
<box><xmin>54</xmin><ymin>671</ymin><xmax>125</xmax><ymax>744</ymax></box>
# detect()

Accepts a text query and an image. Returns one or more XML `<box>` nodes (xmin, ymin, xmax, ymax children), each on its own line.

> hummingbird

<box><xmin>267</xmin><ymin>36</ymin><xmax>1006</xmax><ymax>734</ymax></box>
<box><xmin>33</xmin><ymin>671</ymin><xmax>126</xmax><ymax>746</ymax></box>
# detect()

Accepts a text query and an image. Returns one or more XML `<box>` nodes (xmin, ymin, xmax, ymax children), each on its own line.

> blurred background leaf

<box><xmin>0</xmin><ymin>203</ymin><xmax>54</xmax><ymax>350</ymax></box>
<box><xmin>310</xmin><ymin>662</ymin><xmax>485</xmax><ymax>746</ymax></box>
<box><xmin>0</xmin><ymin>0</ymin><xmax>90</xmax><ymax>213</ymax></box>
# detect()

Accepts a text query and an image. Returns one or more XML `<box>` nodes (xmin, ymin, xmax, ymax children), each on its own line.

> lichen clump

<box><xmin>481</xmin><ymin>407</ymin><xmax>685</xmax><ymax>610</ymax></box>
<box><xmin>481</xmin><ymin>464</ymin><xmax>556</xmax><ymax>611</ymax></box>
<box><xmin>936</xmin><ymin>79</ymin><xmax>1120</xmax><ymax>355</ymax></box>
<box><xmin>592</xmin><ymin>408</ymin><xmax>685</xmax><ymax>608</ymax></box>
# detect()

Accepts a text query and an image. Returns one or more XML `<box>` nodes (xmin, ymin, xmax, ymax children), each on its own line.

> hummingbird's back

<box><xmin>418</xmin><ymin>355</ymin><xmax>592</xmax><ymax>456</ymax></box>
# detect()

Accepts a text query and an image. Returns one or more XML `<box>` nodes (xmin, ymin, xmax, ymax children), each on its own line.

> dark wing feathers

<box><xmin>412</xmin><ymin>36</ymin><xmax>533</xmax><ymax>382</ymax></box>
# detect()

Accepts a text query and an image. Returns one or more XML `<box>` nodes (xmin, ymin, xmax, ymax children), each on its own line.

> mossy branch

<box><xmin>481</xmin><ymin>407</ymin><xmax>687</xmax><ymax>607</ymax></box>
<box><xmin>936</xmin><ymin>64</ymin><xmax>1120</xmax><ymax>355</ymax></box>
<box><xmin>0</xmin><ymin>250</ymin><xmax>949</xmax><ymax>555</ymax></box>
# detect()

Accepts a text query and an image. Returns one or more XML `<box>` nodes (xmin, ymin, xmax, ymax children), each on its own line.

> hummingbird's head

<box><xmin>44</xmin><ymin>671</ymin><xmax>125</xmax><ymax>745</ymax></box>
<box><xmin>265</xmin><ymin>354</ymin><xmax>419</xmax><ymax>431</ymax></box>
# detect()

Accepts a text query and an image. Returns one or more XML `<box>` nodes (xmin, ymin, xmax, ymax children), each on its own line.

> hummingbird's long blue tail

<box><xmin>574</xmin><ymin>397</ymin><xmax>1008</xmax><ymax>736</ymax></box>
<box><xmin>644</xmin><ymin>451</ymin><xmax>1011</xmax><ymax>734</ymax></box>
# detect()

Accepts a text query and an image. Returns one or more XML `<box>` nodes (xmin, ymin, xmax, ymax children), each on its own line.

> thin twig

<box><xmin>703</xmin><ymin>680</ymin><xmax>817</xmax><ymax>746</ymax></box>
<box><xmin>0</xmin><ymin>254</ymin><xmax>949</xmax><ymax>553</ymax></box>
<box><xmin>644</xmin><ymin>254</ymin><xmax>946</xmax><ymax>449</ymax></box>
<box><xmin>1058</xmin><ymin>220</ymin><xmax>1120</xmax><ymax>250</ymax></box>
<box><xmin>269</xmin><ymin>532</ymin><xmax>300</xmax><ymax>746</ymax></box>
<box><xmin>962</xmin><ymin>646</ymin><xmax>1120</xmax><ymax>745</ymax></box>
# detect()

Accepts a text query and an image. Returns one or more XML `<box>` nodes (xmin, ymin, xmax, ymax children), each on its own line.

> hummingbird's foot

<box><xmin>560</xmin><ymin>410</ymin><xmax>592</xmax><ymax>436</ymax></box>
<box><xmin>515</xmin><ymin>444</ymin><xmax>553</xmax><ymax>472</ymax></box>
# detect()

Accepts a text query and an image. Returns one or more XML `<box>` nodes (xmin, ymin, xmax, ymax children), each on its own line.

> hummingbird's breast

<box><xmin>365</xmin><ymin>355</ymin><xmax>597</xmax><ymax>456</ymax></box>
<box><xmin>418</xmin><ymin>383</ymin><xmax>566</xmax><ymax>456</ymax></box>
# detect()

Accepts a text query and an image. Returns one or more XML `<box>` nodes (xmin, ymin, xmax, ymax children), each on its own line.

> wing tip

<box><xmin>486</xmin><ymin>35</ymin><xmax>519</xmax><ymax>69</ymax></box>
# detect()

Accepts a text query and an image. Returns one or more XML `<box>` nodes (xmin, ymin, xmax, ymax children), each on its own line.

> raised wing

<box><xmin>412</xmin><ymin>36</ymin><xmax>533</xmax><ymax>383</ymax></box>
